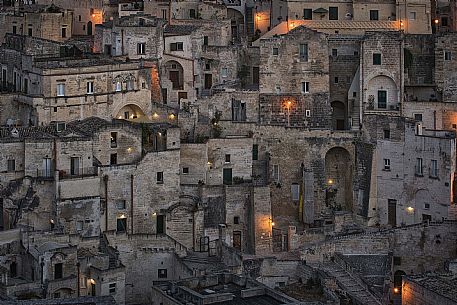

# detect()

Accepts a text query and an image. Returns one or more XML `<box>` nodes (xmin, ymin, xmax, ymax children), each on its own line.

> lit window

<box><xmin>115</xmin><ymin>81</ymin><xmax>122</xmax><ymax>92</ymax></box>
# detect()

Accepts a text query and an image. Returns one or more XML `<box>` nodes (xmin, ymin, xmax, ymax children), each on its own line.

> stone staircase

<box><xmin>99</xmin><ymin>234</ymin><xmax>120</xmax><ymax>269</ymax></box>
<box><xmin>318</xmin><ymin>261</ymin><xmax>382</xmax><ymax>305</ymax></box>
<box><xmin>181</xmin><ymin>251</ymin><xmax>227</xmax><ymax>276</ymax></box>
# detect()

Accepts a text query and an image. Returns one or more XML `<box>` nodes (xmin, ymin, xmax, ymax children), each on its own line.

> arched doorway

<box><xmin>227</xmin><ymin>8</ymin><xmax>244</xmax><ymax>42</ymax></box>
<box><xmin>163</xmin><ymin>60</ymin><xmax>184</xmax><ymax>90</ymax></box>
<box><xmin>394</xmin><ymin>270</ymin><xmax>406</xmax><ymax>288</ymax></box>
<box><xmin>367</xmin><ymin>75</ymin><xmax>398</xmax><ymax>110</ymax></box>
<box><xmin>87</xmin><ymin>21</ymin><xmax>93</xmax><ymax>35</ymax></box>
<box><xmin>325</xmin><ymin>147</ymin><xmax>353</xmax><ymax>211</ymax></box>
<box><xmin>331</xmin><ymin>101</ymin><xmax>346</xmax><ymax>130</ymax></box>
<box><xmin>115</xmin><ymin>104</ymin><xmax>146</xmax><ymax>121</ymax></box>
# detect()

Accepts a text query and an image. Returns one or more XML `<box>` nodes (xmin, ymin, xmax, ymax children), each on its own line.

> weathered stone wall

<box><xmin>435</xmin><ymin>31</ymin><xmax>457</xmax><ymax>102</ymax></box>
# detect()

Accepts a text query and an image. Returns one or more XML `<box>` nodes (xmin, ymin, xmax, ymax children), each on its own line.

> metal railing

<box><xmin>58</xmin><ymin>167</ymin><xmax>97</xmax><ymax>179</ymax></box>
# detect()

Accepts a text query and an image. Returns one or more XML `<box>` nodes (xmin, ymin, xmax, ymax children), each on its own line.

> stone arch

<box><xmin>367</xmin><ymin>75</ymin><xmax>398</xmax><ymax>110</ymax></box>
<box><xmin>115</xmin><ymin>104</ymin><xmax>146</xmax><ymax>121</ymax></box>
<box><xmin>394</xmin><ymin>270</ymin><xmax>406</xmax><ymax>288</ymax></box>
<box><xmin>162</xmin><ymin>60</ymin><xmax>184</xmax><ymax>91</ymax></box>
<box><xmin>324</xmin><ymin>147</ymin><xmax>353</xmax><ymax>212</ymax></box>
<box><xmin>331</xmin><ymin>101</ymin><xmax>346</xmax><ymax>130</ymax></box>
<box><xmin>53</xmin><ymin>287</ymin><xmax>74</xmax><ymax>298</ymax></box>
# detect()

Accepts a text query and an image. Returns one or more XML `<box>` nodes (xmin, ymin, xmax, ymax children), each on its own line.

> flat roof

<box><xmin>406</xmin><ymin>274</ymin><xmax>457</xmax><ymax>302</ymax></box>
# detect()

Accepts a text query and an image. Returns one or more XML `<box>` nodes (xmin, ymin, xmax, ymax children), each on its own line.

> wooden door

<box><xmin>233</xmin><ymin>231</ymin><xmax>241</xmax><ymax>251</ymax></box>
<box><xmin>204</xmin><ymin>74</ymin><xmax>212</xmax><ymax>89</ymax></box>
<box><xmin>157</xmin><ymin>215</ymin><xmax>165</xmax><ymax>234</ymax></box>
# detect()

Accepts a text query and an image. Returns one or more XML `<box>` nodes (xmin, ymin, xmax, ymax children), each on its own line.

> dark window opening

<box><xmin>303</xmin><ymin>9</ymin><xmax>312</xmax><ymax>20</ymax></box>
<box><xmin>157</xmin><ymin>171</ymin><xmax>163</xmax><ymax>183</ymax></box>
<box><xmin>373</xmin><ymin>53</ymin><xmax>382</xmax><ymax>65</ymax></box>
<box><xmin>370</xmin><ymin>10</ymin><xmax>379</xmax><ymax>20</ymax></box>
<box><xmin>110</xmin><ymin>153</ymin><xmax>117</xmax><ymax>165</ymax></box>
<box><xmin>158</xmin><ymin>269</ymin><xmax>167</xmax><ymax>278</ymax></box>
<box><xmin>329</xmin><ymin>7</ymin><xmax>338</xmax><ymax>20</ymax></box>
<box><xmin>54</xmin><ymin>263</ymin><xmax>63</xmax><ymax>279</ymax></box>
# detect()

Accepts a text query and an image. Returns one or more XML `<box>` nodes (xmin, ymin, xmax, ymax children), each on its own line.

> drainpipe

<box><xmin>130</xmin><ymin>174</ymin><xmax>134</xmax><ymax>234</ymax></box>
<box><xmin>433</xmin><ymin>110</ymin><xmax>437</xmax><ymax>129</ymax></box>
<box><xmin>103</xmin><ymin>175</ymin><xmax>109</xmax><ymax>232</ymax></box>
<box><xmin>121</xmin><ymin>29</ymin><xmax>124</xmax><ymax>55</ymax></box>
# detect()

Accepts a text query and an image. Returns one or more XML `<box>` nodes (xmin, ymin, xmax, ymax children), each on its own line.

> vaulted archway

<box><xmin>325</xmin><ymin>147</ymin><xmax>353</xmax><ymax>212</ymax></box>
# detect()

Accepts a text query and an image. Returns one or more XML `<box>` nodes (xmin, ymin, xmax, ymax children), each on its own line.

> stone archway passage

<box><xmin>325</xmin><ymin>147</ymin><xmax>353</xmax><ymax>212</ymax></box>
<box><xmin>115</xmin><ymin>104</ymin><xmax>146</xmax><ymax>121</ymax></box>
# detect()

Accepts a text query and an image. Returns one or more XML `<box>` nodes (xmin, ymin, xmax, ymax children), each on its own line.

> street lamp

<box><xmin>284</xmin><ymin>99</ymin><xmax>293</xmax><ymax>127</ymax></box>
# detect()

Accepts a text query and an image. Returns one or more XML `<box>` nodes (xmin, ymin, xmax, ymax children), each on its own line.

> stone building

<box><xmin>0</xmin><ymin>34</ymin><xmax>156</xmax><ymax>125</ymax></box>
<box><xmin>0</xmin><ymin>4</ymin><xmax>73</xmax><ymax>43</ymax></box>
<box><xmin>402</xmin><ymin>273</ymin><xmax>457</xmax><ymax>305</ymax></box>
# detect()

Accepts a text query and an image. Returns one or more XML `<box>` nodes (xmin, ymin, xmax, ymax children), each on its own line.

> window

<box><xmin>190</xmin><ymin>8</ymin><xmax>196</xmax><ymax>19</ymax></box>
<box><xmin>137</xmin><ymin>43</ymin><xmax>145</xmax><ymax>55</ymax></box>
<box><xmin>157</xmin><ymin>172</ymin><xmax>163</xmax><ymax>184</ymax></box>
<box><xmin>299</xmin><ymin>43</ymin><xmax>308</xmax><ymax>61</ymax></box>
<box><xmin>79</xmin><ymin>15</ymin><xmax>81</xmax><ymax>21</ymax></box>
<box><xmin>76</xmin><ymin>220</ymin><xmax>83</xmax><ymax>231</ymax></box>
<box><xmin>353</xmin><ymin>91</ymin><xmax>357</xmax><ymax>97</ymax></box>
<box><xmin>442</xmin><ymin>17</ymin><xmax>449</xmax><ymax>27</ymax></box>
<box><xmin>225</xmin><ymin>154</ymin><xmax>231</xmax><ymax>163</ymax></box>
<box><xmin>170</xmin><ymin>42</ymin><xmax>183</xmax><ymax>51</ymax></box>
<box><xmin>117</xmin><ymin>217</ymin><xmax>126</xmax><ymax>232</ymax></box>
<box><xmin>370</xmin><ymin>10</ymin><xmax>379</xmax><ymax>20</ymax></box>
<box><xmin>86</xmin><ymin>81</ymin><xmax>94</xmax><ymax>94</ymax></box>
<box><xmin>431</xmin><ymin>160</ymin><xmax>438</xmax><ymax>177</ymax></box>
<box><xmin>43</xmin><ymin>158</ymin><xmax>52</xmax><ymax>177</ymax></box>
<box><xmin>445</xmin><ymin>51</ymin><xmax>452</xmax><ymax>61</ymax></box>
<box><xmin>7</xmin><ymin>159</ymin><xmax>15</xmax><ymax>172</ymax></box>
<box><xmin>232</xmin><ymin>99</ymin><xmax>246</xmax><ymax>121</ymax></box>
<box><xmin>182</xmin><ymin>167</ymin><xmax>189</xmax><ymax>174</ymax></box>
<box><xmin>126</xmin><ymin>79</ymin><xmax>134</xmax><ymax>91</ymax></box>
<box><xmin>221</xmin><ymin>68</ymin><xmax>228</xmax><ymax>78</ymax></box>
<box><xmin>416</xmin><ymin>158</ymin><xmax>423</xmax><ymax>176</ymax></box>
<box><xmin>373</xmin><ymin>53</ymin><xmax>382</xmax><ymax>65</ymax></box>
<box><xmin>378</xmin><ymin>90</ymin><xmax>387</xmax><ymax>109</ymax></box>
<box><xmin>303</xmin><ymin>9</ymin><xmax>312</xmax><ymax>20</ymax></box>
<box><xmin>273</xmin><ymin>164</ymin><xmax>280</xmax><ymax>182</ymax></box>
<box><xmin>54</xmin><ymin>263</ymin><xmax>63</xmax><ymax>279</ymax></box>
<box><xmin>203</xmin><ymin>36</ymin><xmax>208</xmax><ymax>46</ymax></box>
<box><xmin>393</xmin><ymin>256</ymin><xmax>401</xmax><ymax>266</ymax></box>
<box><xmin>234</xmin><ymin>216</ymin><xmax>240</xmax><ymax>224</ymax></box>
<box><xmin>302</xmin><ymin>81</ymin><xmax>309</xmax><ymax>93</ymax></box>
<box><xmin>162</xmin><ymin>9</ymin><xmax>167</xmax><ymax>19</ymax></box>
<box><xmin>23</xmin><ymin>78</ymin><xmax>28</xmax><ymax>93</ymax></box>
<box><xmin>414</xmin><ymin>114</ymin><xmax>423</xmax><ymax>121</ymax></box>
<box><xmin>61</xmin><ymin>26</ymin><xmax>67</xmax><ymax>38</ymax></box>
<box><xmin>12</xmin><ymin>25</ymin><xmax>16</xmax><ymax>34</ymax></box>
<box><xmin>110</xmin><ymin>153</ymin><xmax>117</xmax><ymax>165</ymax></box>
<box><xmin>158</xmin><ymin>269</ymin><xmax>167</xmax><ymax>278</ymax></box>
<box><xmin>384</xmin><ymin>159</ymin><xmax>390</xmax><ymax>170</ymax></box>
<box><xmin>424</xmin><ymin>203</ymin><xmax>430</xmax><ymax>210</ymax></box>
<box><xmin>291</xmin><ymin>183</ymin><xmax>300</xmax><ymax>201</ymax></box>
<box><xmin>116</xmin><ymin>200</ymin><xmax>126</xmax><ymax>210</ymax></box>
<box><xmin>109</xmin><ymin>283</ymin><xmax>116</xmax><ymax>294</ymax></box>
<box><xmin>409</xmin><ymin>12</ymin><xmax>416</xmax><ymax>20</ymax></box>
<box><xmin>252</xmin><ymin>144</ymin><xmax>258</xmax><ymax>161</ymax></box>
<box><xmin>70</xmin><ymin>157</ymin><xmax>80</xmax><ymax>176</ymax></box>
<box><xmin>110</xmin><ymin>132</ymin><xmax>117</xmax><ymax>148</ymax></box>
<box><xmin>115</xmin><ymin>81</ymin><xmax>122</xmax><ymax>92</ymax></box>
<box><xmin>273</xmin><ymin>47</ymin><xmax>279</xmax><ymax>55</ymax></box>
<box><xmin>384</xmin><ymin>129</ymin><xmax>390</xmax><ymax>139</ymax></box>
<box><xmin>305</xmin><ymin>109</ymin><xmax>311</xmax><ymax>117</ymax></box>
<box><xmin>334</xmin><ymin>77</ymin><xmax>339</xmax><ymax>84</ymax></box>
<box><xmin>28</xmin><ymin>27</ymin><xmax>32</xmax><ymax>36</ymax></box>
<box><xmin>57</xmin><ymin>83</ymin><xmax>65</xmax><ymax>96</ymax></box>
<box><xmin>329</xmin><ymin>7</ymin><xmax>338</xmax><ymax>20</ymax></box>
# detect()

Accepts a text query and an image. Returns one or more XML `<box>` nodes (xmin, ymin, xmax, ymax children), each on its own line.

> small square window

<box><xmin>116</xmin><ymin>200</ymin><xmax>126</xmax><ymax>209</ymax></box>
<box><xmin>54</xmin><ymin>107</ymin><xmax>58</xmax><ymax>112</ymax></box>
<box><xmin>393</xmin><ymin>256</ymin><xmax>401</xmax><ymax>265</ymax></box>
<box><xmin>273</xmin><ymin>47</ymin><xmax>279</xmax><ymax>55</ymax></box>
<box><xmin>414</xmin><ymin>114</ymin><xmax>423</xmax><ymax>121</ymax></box>
<box><xmin>424</xmin><ymin>203</ymin><xmax>430</xmax><ymax>210</ymax></box>
<box><xmin>182</xmin><ymin>167</ymin><xmax>189</xmax><ymax>174</ymax></box>
<box><xmin>352</xmin><ymin>91</ymin><xmax>357</xmax><ymax>97</ymax></box>
<box><xmin>157</xmin><ymin>172</ymin><xmax>164</xmax><ymax>183</ymax></box>
<box><xmin>225</xmin><ymin>154</ymin><xmax>231</xmax><ymax>163</ymax></box>
<box><xmin>109</xmin><ymin>283</ymin><xmax>116</xmax><ymax>294</ymax></box>
<box><xmin>234</xmin><ymin>216</ymin><xmax>240</xmax><ymax>224</ymax></box>
<box><xmin>409</xmin><ymin>12</ymin><xmax>416</xmax><ymax>20</ymax></box>
<box><xmin>332</xmin><ymin>49</ymin><xmax>338</xmax><ymax>57</ymax></box>
<box><xmin>370</xmin><ymin>10</ymin><xmax>379</xmax><ymax>21</ymax></box>
<box><xmin>384</xmin><ymin>129</ymin><xmax>390</xmax><ymax>139</ymax></box>
<box><xmin>158</xmin><ymin>269</ymin><xmax>167</xmax><ymax>278</ymax></box>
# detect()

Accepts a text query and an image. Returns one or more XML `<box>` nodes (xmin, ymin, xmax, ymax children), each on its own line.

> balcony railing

<box><xmin>59</xmin><ymin>167</ymin><xmax>97</xmax><ymax>179</ymax></box>
<box><xmin>36</xmin><ymin>168</ymin><xmax>55</xmax><ymax>179</ymax></box>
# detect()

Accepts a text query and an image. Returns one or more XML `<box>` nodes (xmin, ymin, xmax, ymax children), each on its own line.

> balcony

<box><xmin>58</xmin><ymin>167</ymin><xmax>97</xmax><ymax>180</ymax></box>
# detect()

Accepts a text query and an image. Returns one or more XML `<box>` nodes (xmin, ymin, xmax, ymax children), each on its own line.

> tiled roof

<box><xmin>164</xmin><ymin>24</ymin><xmax>199</xmax><ymax>35</ymax></box>
<box><xmin>406</xmin><ymin>274</ymin><xmax>457</xmax><ymax>302</ymax></box>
